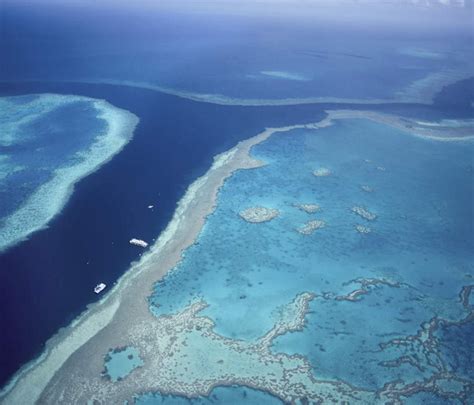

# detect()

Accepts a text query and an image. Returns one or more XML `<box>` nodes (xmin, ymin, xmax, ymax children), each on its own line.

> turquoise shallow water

<box><xmin>138</xmin><ymin>386</ymin><xmax>282</xmax><ymax>404</ymax></box>
<box><xmin>104</xmin><ymin>346</ymin><xmax>143</xmax><ymax>383</ymax></box>
<box><xmin>147</xmin><ymin>117</ymin><xmax>473</xmax><ymax>401</ymax></box>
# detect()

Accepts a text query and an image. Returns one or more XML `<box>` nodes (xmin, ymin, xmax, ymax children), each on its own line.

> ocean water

<box><xmin>0</xmin><ymin>93</ymin><xmax>136</xmax><ymax>252</ymax></box>
<box><xmin>0</xmin><ymin>1</ymin><xmax>473</xmax><ymax>398</ymax></box>
<box><xmin>138</xmin><ymin>386</ymin><xmax>282</xmax><ymax>405</ymax></box>
<box><xmin>1</xmin><ymin>3</ymin><xmax>473</xmax><ymax>101</ymax></box>
<box><xmin>436</xmin><ymin>321</ymin><xmax>474</xmax><ymax>380</ymax></box>
<box><xmin>147</xmin><ymin>118</ymin><xmax>473</xmax><ymax>400</ymax></box>
<box><xmin>0</xmin><ymin>80</ymin><xmax>331</xmax><ymax>388</ymax></box>
<box><xmin>104</xmin><ymin>346</ymin><xmax>143</xmax><ymax>383</ymax></box>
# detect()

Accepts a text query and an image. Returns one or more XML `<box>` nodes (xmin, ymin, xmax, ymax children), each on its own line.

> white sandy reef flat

<box><xmin>1</xmin><ymin>107</ymin><xmax>471</xmax><ymax>404</ymax></box>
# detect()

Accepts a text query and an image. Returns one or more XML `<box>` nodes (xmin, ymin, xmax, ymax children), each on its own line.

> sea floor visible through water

<box><xmin>0</xmin><ymin>78</ymin><xmax>472</xmax><ymax>400</ymax></box>
<box><xmin>143</xmin><ymin>117</ymin><xmax>473</xmax><ymax>402</ymax></box>
<box><xmin>0</xmin><ymin>80</ymin><xmax>332</xmax><ymax>388</ymax></box>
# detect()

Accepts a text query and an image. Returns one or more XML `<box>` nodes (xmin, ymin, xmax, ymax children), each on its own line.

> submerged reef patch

<box><xmin>239</xmin><ymin>207</ymin><xmax>280</xmax><ymax>223</ymax></box>
<box><xmin>7</xmin><ymin>113</ymin><xmax>473</xmax><ymax>404</ymax></box>
<box><xmin>355</xmin><ymin>224</ymin><xmax>371</xmax><ymax>234</ymax></box>
<box><xmin>351</xmin><ymin>206</ymin><xmax>377</xmax><ymax>221</ymax></box>
<box><xmin>259</xmin><ymin>71</ymin><xmax>310</xmax><ymax>82</ymax></box>
<box><xmin>38</xmin><ymin>292</ymin><xmax>384</xmax><ymax>404</ymax></box>
<box><xmin>312</xmin><ymin>167</ymin><xmax>331</xmax><ymax>177</ymax></box>
<box><xmin>297</xmin><ymin>220</ymin><xmax>326</xmax><ymax>235</ymax></box>
<box><xmin>0</xmin><ymin>94</ymin><xmax>138</xmax><ymax>252</ymax></box>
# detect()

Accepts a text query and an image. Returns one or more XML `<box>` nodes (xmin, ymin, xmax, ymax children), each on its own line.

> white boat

<box><xmin>94</xmin><ymin>283</ymin><xmax>106</xmax><ymax>294</ymax></box>
<box><xmin>129</xmin><ymin>238</ymin><xmax>148</xmax><ymax>248</ymax></box>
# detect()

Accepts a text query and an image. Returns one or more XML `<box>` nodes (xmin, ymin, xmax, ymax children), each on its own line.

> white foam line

<box><xmin>0</xmin><ymin>94</ymin><xmax>139</xmax><ymax>253</ymax></box>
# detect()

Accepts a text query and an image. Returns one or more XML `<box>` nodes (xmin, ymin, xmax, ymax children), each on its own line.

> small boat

<box><xmin>129</xmin><ymin>238</ymin><xmax>148</xmax><ymax>248</ymax></box>
<box><xmin>94</xmin><ymin>283</ymin><xmax>106</xmax><ymax>294</ymax></box>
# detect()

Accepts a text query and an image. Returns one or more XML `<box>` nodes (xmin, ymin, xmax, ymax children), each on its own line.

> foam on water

<box><xmin>0</xmin><ymin>94</ymin><xmax>139</xmax><ymax>252</ymax></box>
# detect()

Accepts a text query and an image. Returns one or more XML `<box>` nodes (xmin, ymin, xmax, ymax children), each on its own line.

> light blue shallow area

<box><xmin>104</xmin><ymin>346</ymin><xmax>143</xmax><ymax>383</ymax></box>
<box><xmin>0</xmin><ymin>94</ymin><xmax>102</xmax><ymax>221</ymax></box>
<box><xmin>404</xmin><ymin>392</ymin><xmax>460</xmax><ymax>405</ymax></box>
<box><xmin>137</xmin><ymin>386</ymin><xmax>282</xmax><ymax>405</ymax></box>
<box><xmin>148</xmin><ymin>117</ymin><xmax>473</xmax><ymax>398</ymax></box>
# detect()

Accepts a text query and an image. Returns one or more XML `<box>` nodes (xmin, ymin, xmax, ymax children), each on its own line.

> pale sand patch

<box><xmin>2</xmin><ymin>110</ymin><xmax>470</xmax><ymax>404</ymax></box>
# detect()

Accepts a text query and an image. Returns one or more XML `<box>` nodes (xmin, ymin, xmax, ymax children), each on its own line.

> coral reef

<box><xmin>239</xmin><ymin>207</ymin><xmax>280</xmax><ymax>223</ymax></box>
